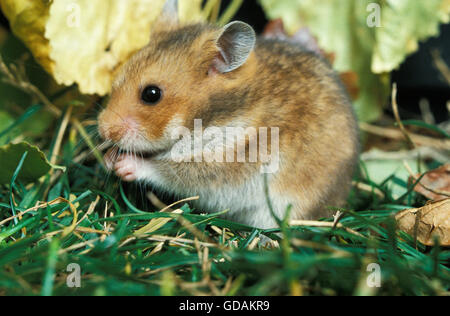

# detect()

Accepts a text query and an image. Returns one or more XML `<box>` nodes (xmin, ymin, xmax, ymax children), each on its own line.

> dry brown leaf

<box><xmin>395</xmin><ymin>199</ymin><xmax>450</xmax><ymax>246</ymax></box>
<box><xmin>411</xmin><ymin>164</ymin><xmax>450</xmax><ymax>201</ymax></box>
<box><xmin>339</xmin><ymin>71</ymin><xmax>360</xmax><ymax>100</ymax></box>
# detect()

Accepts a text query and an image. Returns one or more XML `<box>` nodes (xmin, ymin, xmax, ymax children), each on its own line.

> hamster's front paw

<box><xmin>104</xmin><ymin>148</ymin><xmax>143</xmax><ymax>182</ymax></box>
<box><xmin>113</xmin><ymin>154</ymin><xmax>142</xmax><ymax>182</ymax></box>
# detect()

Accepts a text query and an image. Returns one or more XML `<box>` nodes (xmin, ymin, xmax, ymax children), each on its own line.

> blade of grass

<box><xmin>0</xmin><ymin>104</ymin><xmax>43</xmax><ymax>140</ymax></box>
<box><xmin>217</xmin><ymin>0</ymin><xmax>243</xmax><ymax>26</ymax></box>
<box><xmin>9</xmin><ymin>151</ymin><xmax>28</xmax><ymax>226</ymax></box>
<box><xmin>401</xmin><ymin>120</ymin><xmax>450</xmax><ymax>139</ymax></box>
<box><xmin>41</xmin><ymin>238</ymin><xmax>60</xmax><ymax>296</ymax></box>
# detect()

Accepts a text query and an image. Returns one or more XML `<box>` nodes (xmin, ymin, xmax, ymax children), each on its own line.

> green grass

<box><xmin>0</xmin><ymin>105</ymin><xmax>449</xmax><ymax>296</ymax></box>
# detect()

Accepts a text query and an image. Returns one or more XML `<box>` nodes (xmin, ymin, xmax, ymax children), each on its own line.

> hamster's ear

<box><xmin>157</xmin><ymin>0</ymin><xmax>179</xmax><ymax>27</ymax></box>
<box><xmin>212</xmin><ymin>21</ymin><xmax>256</xmax><ymax>74</ymax></box>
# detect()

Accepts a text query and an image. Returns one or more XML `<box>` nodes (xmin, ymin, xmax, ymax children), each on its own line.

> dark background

<box><xmin>1</xmin><ymin>1</ymin><xmax>449</xmax><ymax>122</ymax></box>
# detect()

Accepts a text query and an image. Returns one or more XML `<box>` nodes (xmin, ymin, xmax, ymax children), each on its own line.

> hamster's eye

<box><xmin>141</xmin><ymin>85</ymin><xmax>162</xmax><ymax>105</ymax></box>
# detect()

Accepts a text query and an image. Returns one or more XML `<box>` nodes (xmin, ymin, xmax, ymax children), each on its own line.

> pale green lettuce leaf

<box><xmin>259</xmin><ymin>0</ymin><xmax>450</xmax><ymax>122</ymax></box>
<box><xmin>373</xmin><ymin>0</ymin><xmax>450</xmax><ymax>73</ymax></box>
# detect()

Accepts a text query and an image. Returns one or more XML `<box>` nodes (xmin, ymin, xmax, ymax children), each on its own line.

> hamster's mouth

<box><xmin>119</xmin><ymin>148</ymin><xmax>169</xmax><ymax>160</ymax></box>
<box><xmin>114</xmin><ymin>139</ymin><xmax>177</xmax><ymax>161</ymax></box>
<box><xmin>130</xmin><ymin>150</ymin><xmax>154</xmax><ymax>159</ymax></box>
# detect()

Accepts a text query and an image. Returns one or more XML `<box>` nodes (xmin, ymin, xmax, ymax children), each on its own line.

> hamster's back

<box><xmin>251</xmin><ymin>37</ymin><xmax>360</xmax><ymax>220</ymax></box>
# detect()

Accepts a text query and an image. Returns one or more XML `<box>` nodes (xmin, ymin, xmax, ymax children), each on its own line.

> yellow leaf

<box><xmin>1</xmin><ymin>0</ymin><xmax>206</xmax><ymax>96</ymax></box>
<box><xmin>45</xmin><ymin>0</ymin><xmax>167</xmax><ymax>95</ymax></box>
<box><xmin>179</xmin><ymin>0</ymin><xmax>204</xmax><ymax>23</ymax></box>
<box><xmin>0</xmin><ymin>0</ymin><xmax>53</xmax><ymax>73</ymax></box>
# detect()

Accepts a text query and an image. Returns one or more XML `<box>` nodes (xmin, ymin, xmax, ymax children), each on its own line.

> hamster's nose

<box><xmin>122</xmin><ymin>117</ymin><xmax>139</xmax><ymax>131</ymax></box>
<box><xmin>108</xmin><ymin>117</ymin><xmax>140</xmax><ymax>142</ymax></box>
<box><xmin>98</xmin><ymin>108</ymin><xmax>140</xmax><ymax>142</ymax></box>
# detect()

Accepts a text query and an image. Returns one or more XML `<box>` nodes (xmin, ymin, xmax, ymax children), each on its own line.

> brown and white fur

<box><xmin>98</xmin><ymin>0</ymin><xmax>360</xmax><ymax>229</ymax></box>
